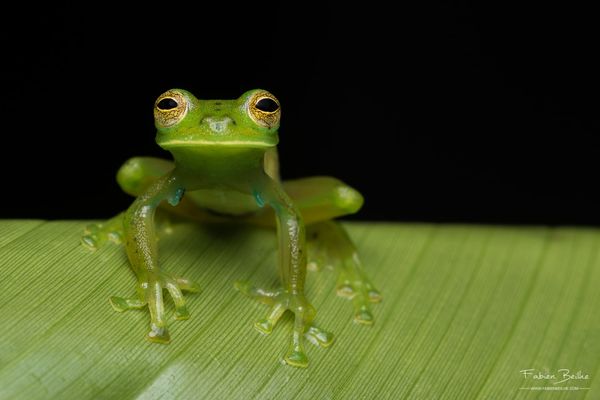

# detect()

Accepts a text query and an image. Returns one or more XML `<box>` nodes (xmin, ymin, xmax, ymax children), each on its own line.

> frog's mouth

<box><xmin>158</xmin><ymin>137</ymin><xmax>277</xmax><ymax>149</ymax></box>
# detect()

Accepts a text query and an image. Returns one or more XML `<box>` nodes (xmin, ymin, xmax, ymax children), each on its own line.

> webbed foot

<box><xmin>82</xmin><ymin>211</ymin><xmax>174</xmax><ymax>251</ymax></box>
<box><xmin>307</xmin><ymin>221</ymin><xmax>382</xmax><ymax>325</ymax></box>
<box><xmin>234</xmin><ymin>280</ymin><xmax>333</xmax><ymax>368</ymax></box>
<box><xmin>111</xmin><ymin>271</ymin><xmax>201</xmax><ymax>343</ymax></box>
<box><xmin>336</xmin><ymin>253</ymin><xmax>382</xmax><ymax>325</ymax></box>
<box><xmin>81</xmin><ymin>213</ymin><xmax>125</xmax><ymax>250</ymax></box>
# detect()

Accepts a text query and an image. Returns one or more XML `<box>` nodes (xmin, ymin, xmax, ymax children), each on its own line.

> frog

<box><xmin>82</xmin><ymin>88</ymin><xmax>381</xmax><ymax>368</ymax></box>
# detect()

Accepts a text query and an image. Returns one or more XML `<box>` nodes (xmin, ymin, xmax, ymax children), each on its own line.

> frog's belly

<box><xmin>185</xmin><ymin>189</ymin><xmax>260</xmax><ymax>216</ymax></box>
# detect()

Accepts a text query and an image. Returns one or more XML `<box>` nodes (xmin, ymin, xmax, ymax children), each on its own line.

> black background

<box><xmin>1</xmin><ymin>3</ymin><xmax>599</xmax><ymax>225</ymax></box>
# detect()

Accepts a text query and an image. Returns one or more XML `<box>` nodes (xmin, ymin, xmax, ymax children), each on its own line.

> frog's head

<box><xmin>154</xmin><ymin>89</ymin><xmax>280</xmax><ymax>153</ymax></box>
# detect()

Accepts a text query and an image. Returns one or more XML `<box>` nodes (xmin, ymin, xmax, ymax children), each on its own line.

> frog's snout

<box><xmin>203</xmin><ymin>116</ymin><xmax>235</xmax><ymax>135</ymax></box>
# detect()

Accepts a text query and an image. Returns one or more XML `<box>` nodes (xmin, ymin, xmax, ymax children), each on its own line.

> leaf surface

<box><xmin>0</xmin><ymin>221</ymin><xmax>598</xmax><ymax>399</ymax></box>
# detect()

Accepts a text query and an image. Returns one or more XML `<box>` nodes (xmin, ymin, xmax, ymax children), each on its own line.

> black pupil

<box><xmin>157</xmin><ymin>98</ymin><xmax>178</xmax><ymax>110</ymax></box>
<box><xmin>255</xmin><ymin>98</ymin><xmax>279</xmax><ymax>112</ymax></box>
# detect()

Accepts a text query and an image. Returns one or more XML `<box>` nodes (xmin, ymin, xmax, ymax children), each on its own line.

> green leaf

<box><xmin>0</xmin><ymin>221</ymin><xmax>599</xmax><ymax>399</ymax></box>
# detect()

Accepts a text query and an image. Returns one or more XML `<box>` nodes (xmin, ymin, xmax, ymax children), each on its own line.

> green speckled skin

<box><xmin>82</xmin><ymin>89</ymin><xmax>381</xmax><ymax>368</ymax></box>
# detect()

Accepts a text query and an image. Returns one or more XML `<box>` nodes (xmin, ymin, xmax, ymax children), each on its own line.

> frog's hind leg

<box><xmin>81</xmin><ymin>157</ymin><xmax>175</xmax><ymax>250</ymax></box>
<box><xmin>307</xmin><ymin>221</ymin><xmax>382</xmax><ymax>325</ymax></box>
<box><xmin>115</xmin><ymin>156</ymin><xmax>175</xmax><ymax>197</ymax></box>
<box><xmin>82</xmin><ymin>157</ymin><xmax>229</xmax><ymax>250</ymax></box>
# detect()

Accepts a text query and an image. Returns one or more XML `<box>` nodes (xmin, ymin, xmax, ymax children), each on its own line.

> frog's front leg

<box><xmin>244</xmin><ymin>176</ymin><xmax>382</xmax><ymax>325</ymax></box>
<box><xmin>235</xmin><ymin>178</ymin><xmax>333</xmax><ymax>368</ymax></box>
<box><xmin>276</xmin><ymin>177</ymin><xmax>382</xmax><ymax>323</ymax></box>
<box><xmin>112</xmin><ymin>173</ymin><xmax>200</xmax><ymax>343</ymax></box>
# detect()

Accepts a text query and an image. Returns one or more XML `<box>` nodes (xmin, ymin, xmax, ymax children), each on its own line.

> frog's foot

<box><xmin>110</xmin><ymin>271</ymin><xmax>201</xmax><ymax>344</ymax></box>
<box><xmin>234</xmin><ymin>280</ymin><xmax>334</xmax><ymax>368</ymax></box>
<box><xmin>307</xmin><ymin>222</ymin><xmax>382</xmax><ymax>325</ymax></box>
<box><xmin>308</xmin><ymin>243</ymin><xmax>382</xmax><ymax>325</ymax></box>
<box><xmin>81</xmin><ymin>212</ymin><xmax>125</xmax><ymax>250</ymax></box>
<box><xmin>336</xmin><ymin>254</ymin><xmax>382</xmax><ymax>325</ymax></box>
<box><xmin>82</xmin><ymin>211</ymin><xmax>175</xmax><ymax>251</ymax></box>
<box><xmin>306</xmin><ymin>236</ymin><xmax>331</xmax><ymax>272</ymax></box>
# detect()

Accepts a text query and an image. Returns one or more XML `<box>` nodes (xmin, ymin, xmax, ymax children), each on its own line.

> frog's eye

<box><xmin>255</xmin><ymin>98</ymin><xmax>279</xmax><ymax>112</ymax></box>
<box><xmin>154</xmin><ymin>90</ymin><xmax>188</xmax><ymax>127</ymax></box>
<box><xmin>247</xmin><ymin>91</ymin><xmax>281</xmax><ymax>129</ymax></box>
<box><xmin>157</xmin><ymin>98</ymin><xmax>178</xmax><ymax>110</ymax></box>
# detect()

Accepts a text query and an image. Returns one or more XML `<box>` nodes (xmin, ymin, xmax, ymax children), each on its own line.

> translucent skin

<box><xmin>82</xmin><ymin>89</ymin><xmax>381</xmax><ymax>368</ymax></box>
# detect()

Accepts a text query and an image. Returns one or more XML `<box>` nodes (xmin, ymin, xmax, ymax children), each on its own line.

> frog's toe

<box><xmin>233</xmin><ymin>279</ymin><xmax>252</xmax><ymax>294</ymax></box>
<box><xmin>306</xmin><ymin>239</ymin><xmax>337</xmax><ymax>272</ymax></box>
<box><xmin>305</xmin><ymin>325</ymin><xmax>335</xmax><ymax>348</ymax></box>
<box><xmin>336</xmin><ymin>282</ymin><xmax>355</xmax><ymax>298</ymax></box>
<box><xmin>285</xmin><ymin>348</ymin><xmax>309</xmax><ymax>368</ymax></box>
<box><xmin>81</xmin><ymin>224</ymin><xmax>104</xmax><ymax>250</ymax></box>
<box><xmin>284</xmin><ymin>304</ymin><xmax>331</xmax><ymax>368</ymax></box>
<box><xmin>337</xmin><ymin>281</ymin><xmax>381</xmax><ymax>302</ymax></box>
<box><xmin>109</xmin><ymin>296</ymin><xmax>146</xmax><ymax>312</ymax></box>
<box><xmin>354</xmin><ymin>305</ymin><xmax>374</xmax><ymax>325</ymax></box>
<box><xmin>368</xmin><ymin>288</ymin><xmax>383</xmax><ymax>303</ymax></box>
<box><xmin>234</xmin><ymin>280</ymin><xmax>282</xmax><ymax>305</ymax></box>
<box><xmin>253</xmin><ymin>302</ymin><xmax>286</xmax><ymax>334</ymax></box>
<box><xmin>337</xmin><ymin>269</ymin><xmax>382</xmax><ymax>326</ymax></box>
<box><xmin>81</xmin><ymin>222</ymin><xmax>124</xmax><ymax>250</ymax></box>
<box><xmin>236</xmin><ymin>284</ymin><xmax>332</xmax><ymax>368</ymax></box>
<box><xmin>235</xmin><ymin>281</ymin><xmax>287</xmax><ymax>333</ymax></box>
<box><xmin>283</xmin><ymin>325</ymin><xmax>334</xmax><ymax>367</ymax></box>
<box><xmin>109</xmin><ymin>294</ymin><xmax>171</xmax><ymax>343</ymax></box>
<box><xmin>332</xmin><ymin>281</ymin><xmax>381</xmax><ymax>326</ymax></box>
<box><xmin>146</xmin><ymin>323</ymin><xmax>171</xmax><ymax>344</ymax></box>
<box><xmin>110</xmin><ymin>271</ymin><xmax>200</xmax><ymax>344</ymax></box>
<box><xmin>173</xmin><ymin>305</ymin><xmax>190</xmax><ymax>321</ymax></box>
<box><xmin>81</xmin><ymin>233</ymin><xmax>101</xmax><ymax>250</ymax></box>
<box><xmin>175</xmin><ymin>276</ymin><xmax>201</xmax><ymax>293</ymax></box>
<box><xmin>159</xmin><ymin>272</ymin><xmax>200</xmax><ymax>322</ymax></box>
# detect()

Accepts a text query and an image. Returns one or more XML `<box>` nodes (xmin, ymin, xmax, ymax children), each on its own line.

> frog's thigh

<box><xmin>117</xmin><ymin>157</ymin><xmax>175</xmax><ymax>196</ymax></box>
<box><xmin>283</xmin><ymin>176</ymin><xmax>364</xmax><ymax>225</ymax></box>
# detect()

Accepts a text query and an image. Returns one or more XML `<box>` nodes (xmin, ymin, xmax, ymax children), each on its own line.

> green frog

<box><xmin>83</xmin><ymin>89</ymin><xmax>381</xmax><ymax>367</ymax></box>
